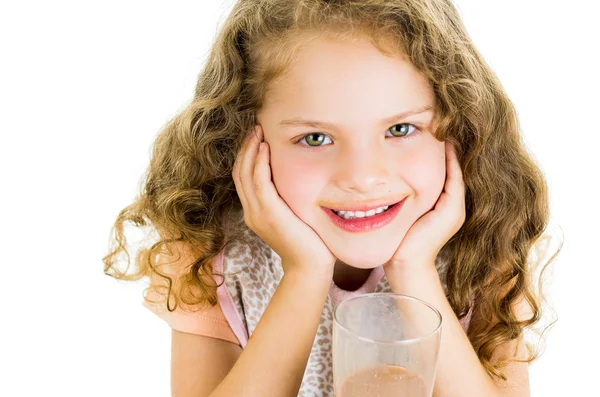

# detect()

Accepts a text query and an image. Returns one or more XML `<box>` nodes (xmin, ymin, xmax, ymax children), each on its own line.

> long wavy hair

<box><xmin>104</xmin><ymin>0</ymin><xmax>560</xmax><ymax>381</ymax></box>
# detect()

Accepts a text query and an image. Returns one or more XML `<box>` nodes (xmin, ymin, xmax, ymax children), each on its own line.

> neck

<box><xmin>332</xmin><ymin>259</ymin><xmax>374</xmax><ymax>291</ymax></box>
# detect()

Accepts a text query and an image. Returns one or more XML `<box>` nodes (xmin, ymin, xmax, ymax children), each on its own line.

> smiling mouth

<box><xmin>330</xmin><ymin>203</ymin><xmax>398</xmax><ymax>220</ymax></box>
<box><xmin>323</xmin><ymin>198</ymin><xmax>406</xmax><ymax>233</ymax></box>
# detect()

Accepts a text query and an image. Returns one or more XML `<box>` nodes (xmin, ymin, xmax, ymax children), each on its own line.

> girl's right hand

<box><xmin>232</xmin><ymin>124</ymin><xmax>337</xmax><ymax>278</ymax></box>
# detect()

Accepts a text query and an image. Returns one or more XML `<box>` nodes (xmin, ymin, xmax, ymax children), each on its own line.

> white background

<box><xmin>1</xmin><ymin>0</ymin><xmax>598</xmax><ymax>395</ymax></box>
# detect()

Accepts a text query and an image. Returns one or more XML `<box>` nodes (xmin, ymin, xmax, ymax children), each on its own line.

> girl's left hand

<box><xmin>384</xmin><ymin>141</ymin><xmax>466</xmax><ymax>271</ymax></box>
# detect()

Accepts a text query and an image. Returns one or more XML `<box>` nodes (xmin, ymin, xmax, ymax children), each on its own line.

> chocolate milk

<box><xmin>336</xmin><ymin>364</ymin><xmax>428</xmax><ymax>397</ymax></box>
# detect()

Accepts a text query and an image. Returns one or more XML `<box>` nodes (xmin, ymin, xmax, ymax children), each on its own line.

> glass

<box><xmin>333</xmin><ymin>293</ymin><xmax>442</xmax><ymax>397</ymax></box>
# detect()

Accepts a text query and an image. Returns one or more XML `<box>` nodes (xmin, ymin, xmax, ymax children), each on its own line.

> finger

<box><xmin>232</xmin><ymin>129</ymin><xmax>253</xmax><ymax>194</ymax></box>
<box><xmin>238</xmin><ymin>125</ymin><xmax>263</xmax><ymax>210</ymax></box>
<box><xmin>233</xmin><ymin>127</ymin><xmax>255</xmax><ymax>178</ymax></box>
<box><xmin>444</xmin><ymin>142</ymin><xmax>465</xmax><ymax>198</ymax></box>
<box><xmin>232</xmin><ymin>127</ymin><xmax>259</xmax><ymax>210</ymax></box>
<box><xmin>253</xmin><ymin>141</ymin><xmax>275</xmax><ymax>211</ymax></box>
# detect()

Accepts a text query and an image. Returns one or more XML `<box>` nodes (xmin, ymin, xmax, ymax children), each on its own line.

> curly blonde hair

<box><xmin>104</xmin><ymin>0</ymin><xmax>560</xmax><ymax>381</ymax></box>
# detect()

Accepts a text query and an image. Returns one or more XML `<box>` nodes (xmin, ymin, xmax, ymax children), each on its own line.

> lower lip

<box><xmin>323</xmin><ymin>198</ymin><xmax>406</xmax><ymax>233</ymax></box>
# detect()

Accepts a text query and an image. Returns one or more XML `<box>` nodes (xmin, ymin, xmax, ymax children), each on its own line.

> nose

<box><xmin>333</xmin><ymin>143</ymin><xmax>389</xmax><ymax>194</ymax></box>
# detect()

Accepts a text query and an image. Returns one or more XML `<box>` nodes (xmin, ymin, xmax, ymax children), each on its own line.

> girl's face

<box><xmin>256</xmin><ymin>36</ymin><xmax>446</xmax><ymax>268</ymax></box>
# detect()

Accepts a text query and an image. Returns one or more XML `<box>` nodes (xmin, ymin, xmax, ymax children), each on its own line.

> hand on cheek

<box><xmin>232</xmin><ymin>125</ymin><xmax>337</xmax><ymax>277</ymax></box>
<box><xmin>384</xmin><ymin>142</ymin><xmax>466</xmax><ymax>271</ymax></box>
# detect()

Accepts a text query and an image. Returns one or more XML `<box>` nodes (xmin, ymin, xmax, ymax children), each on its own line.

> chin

<box><xmin>327</xmin><ymin>243</ymin><xmax>397</xmax><ymax>269</ymax></box>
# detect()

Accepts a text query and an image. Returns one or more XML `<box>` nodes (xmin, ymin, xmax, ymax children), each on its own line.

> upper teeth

<box><xmin>334</xmin><ymin>206</ymin><xmax>390</xmax><ymax>219</ymax></box>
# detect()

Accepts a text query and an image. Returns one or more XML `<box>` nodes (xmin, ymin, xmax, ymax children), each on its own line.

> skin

<box><xmin>256</xmin><ymin>36</ymin><xmax>446</xmax><ymax>287</ymax></box>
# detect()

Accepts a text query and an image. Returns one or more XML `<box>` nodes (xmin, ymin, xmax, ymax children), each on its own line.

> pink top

<box><xmin>144</xmin><ymin>249</ymin><xmax>473</xmax><ymax>346</ymax></box>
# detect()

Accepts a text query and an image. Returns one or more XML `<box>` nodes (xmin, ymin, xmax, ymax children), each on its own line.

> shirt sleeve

<box><xmin>143</xmin><ymin>297</ymin><xmax>241</xmax><ymax>346</ymax></box>
<box><xmin>141</xmin><ymin>241</ymin><xmax>241</xmax><ymax>346</ymax></box>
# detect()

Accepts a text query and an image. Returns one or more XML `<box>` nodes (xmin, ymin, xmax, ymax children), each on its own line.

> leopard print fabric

<box><xmin>219</xmin><ymin>227</ymin><xmax>457</xmax><ymax>396</ymax></box>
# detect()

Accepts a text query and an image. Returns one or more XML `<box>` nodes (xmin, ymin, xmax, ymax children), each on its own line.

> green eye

<box><xmin>299</xmin><ymin>124</ymin><xmax>417</xmax><ymax>148</ymax></box>
<box><xmin>302</xmin><ymin>133</ymin><xmax>331</xmax><ymax>146</ymax></box>
<box><xmin>387</xmin><ymin>123</ymin><xmax>416</xmax><ymax>137</ymax></box>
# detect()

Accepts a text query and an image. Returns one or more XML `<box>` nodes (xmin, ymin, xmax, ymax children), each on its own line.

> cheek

<box><xmin>399</xmin><ymin>141</ymin><xmax>446</xmax><ymax>205</ymax></box>
<box><xmin>269</xmin><ymin>149</ymin><xmax>325</xmax><ymax>214</ymax></box>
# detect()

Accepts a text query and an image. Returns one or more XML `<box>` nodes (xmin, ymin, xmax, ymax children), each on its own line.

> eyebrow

<box><xmin>278</xmin><ymin>105</ymin><xmax>434</xmax><ymax>129</ymax></box>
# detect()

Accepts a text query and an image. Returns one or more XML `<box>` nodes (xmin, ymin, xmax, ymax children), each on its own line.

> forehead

<box><xmin>262</xmin><ymin>37</ymin><xmax>435</xmax><ymax>125</ymax></box>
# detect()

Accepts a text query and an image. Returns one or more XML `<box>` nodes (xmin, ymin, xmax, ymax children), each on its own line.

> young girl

<box><xmin>104</xmin><ymin>0</ymin><xmax>559</xmax><ymax>396</ymax></box>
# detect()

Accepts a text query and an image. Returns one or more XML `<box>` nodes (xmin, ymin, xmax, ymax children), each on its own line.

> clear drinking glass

<box><xmin>333</xmin><ymin>293</ymin><xmax>442</xmax><ymax>397</ymax></box>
